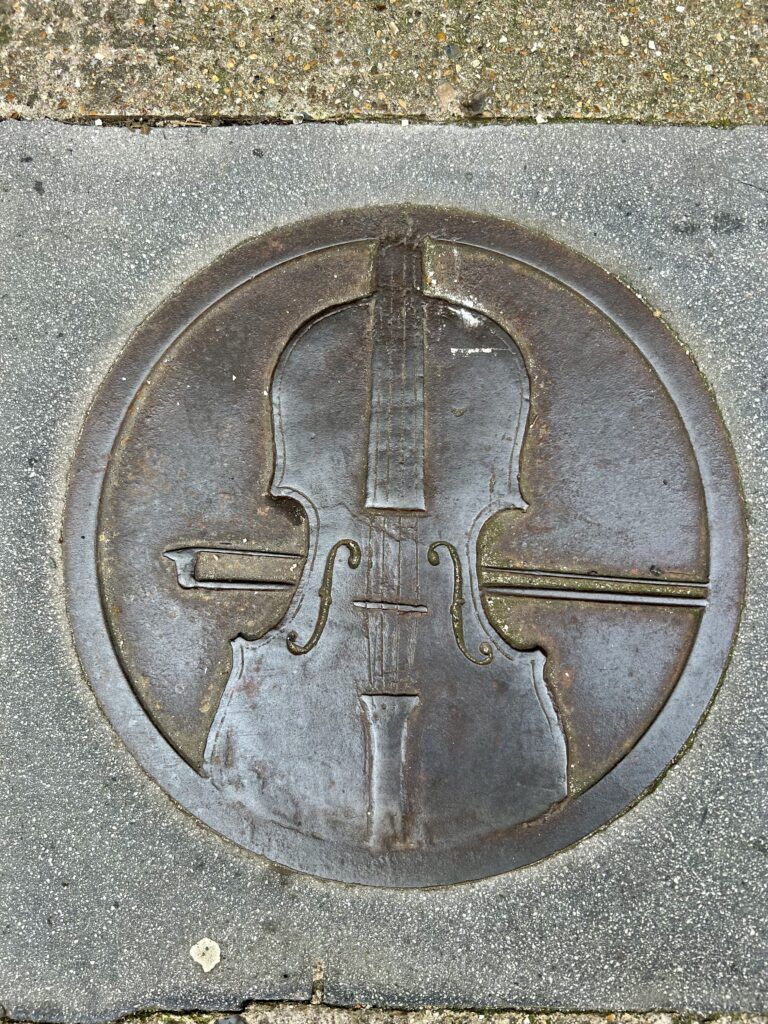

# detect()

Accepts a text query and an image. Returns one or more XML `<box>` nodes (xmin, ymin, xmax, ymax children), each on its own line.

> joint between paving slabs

<box><xmin>6</xmin><ymin>1007</ymin><xmax>768</xmax><ymax>1024</ymax></box>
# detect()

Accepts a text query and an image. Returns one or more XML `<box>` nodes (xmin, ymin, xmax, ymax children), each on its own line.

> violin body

<box><xmin>204</xmin><ymin>241</ymin><xmax>568</xmax><ymax>852</ymax></box>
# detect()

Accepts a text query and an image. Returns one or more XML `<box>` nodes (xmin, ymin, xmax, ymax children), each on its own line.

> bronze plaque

<box><xmin>64</xmin><ymin>207</ymin><xmax>745</xmax><ymax>887</ymax></box>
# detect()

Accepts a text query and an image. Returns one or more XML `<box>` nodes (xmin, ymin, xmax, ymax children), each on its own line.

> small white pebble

<box><xmin>620</xmin><ymin>34</ymin><xmax>630</xmax><ymax>47</ymax></box>
<box><xmin>189</xmin><ymin>937</ymin><xmax>221</xmax><ymax>973</ymax></box>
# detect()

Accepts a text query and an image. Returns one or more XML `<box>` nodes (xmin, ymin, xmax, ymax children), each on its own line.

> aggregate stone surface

<box><xmin>0</xmin><ymin>121</ymin><xmax>767</xmax><ymax>1022</ymax></box>
<box><xmin>29</xmin><ymin>1010</ymin><xmax>768</xmax><ymax>1024</ymax></box>
<box><xmin>0</xmin><ymin>0</ymin><xmax>765</xmax><ymax>125</ymax></box>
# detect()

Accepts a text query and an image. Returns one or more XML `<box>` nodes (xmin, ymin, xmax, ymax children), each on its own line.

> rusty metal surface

<box><xmin>63</xmin><ymin>206</ymin><xmax>745</xmax><ymax>887</ymax></box>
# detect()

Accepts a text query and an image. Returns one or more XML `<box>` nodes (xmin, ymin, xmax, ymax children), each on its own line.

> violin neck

<box><xmin>365</xmin><ymin>242</ymin><xmax>427</xmax><ymax>513</ymax></box>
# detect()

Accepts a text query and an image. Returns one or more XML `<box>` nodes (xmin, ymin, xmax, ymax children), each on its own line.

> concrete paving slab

<box><xmin>0</xmin><ymin>121</ymin><xmax>767</xmax><ymax>1022</ymax></box>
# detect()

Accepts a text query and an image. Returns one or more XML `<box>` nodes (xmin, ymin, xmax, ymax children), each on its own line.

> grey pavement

<box><xmin>0</xmin><ymin>121</ymin><xmax>767</xmax><ymax>1022</ymax></box>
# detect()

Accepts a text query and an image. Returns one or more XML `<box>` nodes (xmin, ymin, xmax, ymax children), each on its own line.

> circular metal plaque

<box><xmin>64</xmin><ymin>206</ymin><xmax>745</xmax><ymax>887</ymax></box>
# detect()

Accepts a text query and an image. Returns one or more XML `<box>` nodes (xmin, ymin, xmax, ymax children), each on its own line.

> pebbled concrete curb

<box><xmin>11</xmin><ymin>1008</ymin><xmax>768</xmax><ymax>1024</ymax></box>
<box><xmin>0</xmin><ymin>1</ymin><xmax>765</xmax><ymax>125</ymax></box>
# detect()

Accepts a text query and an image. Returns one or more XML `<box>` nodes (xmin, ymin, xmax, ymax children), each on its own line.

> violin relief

<box><xmin>195</xmin><ymin>239</ymin><xmax>568</xmax><ymax>849</ymax></box>
<box><xmin>66</xmin><ymin>207</ymin><xmax>745</xmax><ymax>886</ymax></box>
